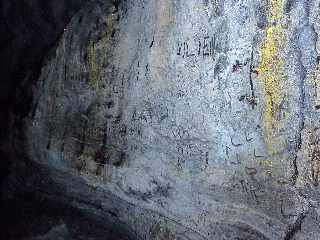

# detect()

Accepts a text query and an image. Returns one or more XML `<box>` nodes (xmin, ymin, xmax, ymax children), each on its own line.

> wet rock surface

<box><xmin>2</xmin><ymin>0</ymin><xmax>320</xmax><ymax>239</ymax></box>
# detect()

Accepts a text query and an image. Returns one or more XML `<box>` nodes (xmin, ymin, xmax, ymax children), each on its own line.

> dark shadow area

<box><xmin>0</xmin><ymin>0</ymin><xmax>87</xmax><ymax>186</ymax></box>
<box><xmin>0</xmin><ymin>1</ymin><xmax>133</xmax><ymax>239</ymax></box>
<box><xmin>0</xmin><ymin>193</ymin><xmax>132</xmax><ymax>240</ymax></box>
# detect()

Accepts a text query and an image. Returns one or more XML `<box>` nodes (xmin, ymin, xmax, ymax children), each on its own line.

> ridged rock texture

<box><xmin>4</xmin><ymin>0</ymin><xmax>320</xmax><ymax>239</ymax></box>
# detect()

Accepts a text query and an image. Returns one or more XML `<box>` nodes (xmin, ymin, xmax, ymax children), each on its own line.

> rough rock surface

<box><xmin>7</xmin><ymin>0</ymin><xmax>320</xmax><ymax>239</ymax></box>
<box><xmin>0</xmin><ymin>0</ymin><xmax>87</xmax><ymax>187</ymax></box>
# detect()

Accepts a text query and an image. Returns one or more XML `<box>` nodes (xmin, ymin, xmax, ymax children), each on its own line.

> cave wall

<box><xmin>0</xmin><ymin>0</ymin><xmax>87</xmax><ymax>184</ymax></box>
<box><xmin>3</xmin><ymin>0</ymin><xmax>320</xmax><ymax>239</ymax></box>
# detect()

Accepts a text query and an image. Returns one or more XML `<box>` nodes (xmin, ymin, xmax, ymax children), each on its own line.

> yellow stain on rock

<box><xmin>87</xmin><ymin>14</ymin><xmax>113</xmax><ymax>90</ymax></box>
<box><xmin>256</xmin><ymin>0</ymin><xmax>287</xmax><ymax>156</ymax></box>
<box><xmin>83</xmin><ymin>13</ymin><xmax>115</xmax><ymax>176</ymax></box>
<box><xmin>88</xmin><ymin>40</ymin><xmax>98</xmax><ymax>88</ymax></box>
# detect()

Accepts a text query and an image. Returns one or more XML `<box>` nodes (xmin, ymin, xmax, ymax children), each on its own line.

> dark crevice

<box><xmin>291</xmin><ymin>0</ymin><xmax>318</xmax><ymax>186</ymax></box>
<box><xmin>249</xmin><ymin>49</ymin><xmax>257</xmax><ymax>109</ymax></box>
<box><xmin>291</xmin><ymin>29</ymin><xmax>308</xmax><ymax>186</ymax></box>
<box><xmin>283</xmin><ymin>212</ymin><xmax>307</xmax><ymax>240</ymax></box>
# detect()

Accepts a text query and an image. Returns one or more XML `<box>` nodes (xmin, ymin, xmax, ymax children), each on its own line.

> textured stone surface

<box><xmin>0</xmin><ymin>0</ymin><xmax>87</xmax><ymax>187</ymax></box>
<box><xmin>19</xmin><ymin>0</ymin><xmax>320</xmax><ymax>239</ymax></box>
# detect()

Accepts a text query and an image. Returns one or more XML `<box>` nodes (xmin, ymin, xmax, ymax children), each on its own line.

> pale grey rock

<box><xmin>22</xmin><ymin>0</ymin><xmax>320</xmax><ymax>239</ymax></box>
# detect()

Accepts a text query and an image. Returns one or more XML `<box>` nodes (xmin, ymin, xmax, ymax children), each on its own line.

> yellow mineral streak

<box><xmin>82</xmin><ymin>13</ymin><xmax>115</xmax><ymax>175</ymax></box>
<box><xmin>104</xmin><ymin>14</ymin><xmax>113</xmax><ymax>52</ymax></box>
<box><xmin>87</xmin><ymin>14</ymin><xmax>113</xmax><ymax>90</ymax></box>
<box><xmin>256</xmin><ymin>0</ymin><xmax>286</xmax><ymax>156</ymax></box>
<box><xmin>88</xmin><ymin>40</ymin><xmax>98</xmax><ymax>88</ymax></box>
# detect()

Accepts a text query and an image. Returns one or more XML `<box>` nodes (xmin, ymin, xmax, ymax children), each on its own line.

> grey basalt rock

<box><xmin>23</xmin><ymin>0</ymin><xmax>320</xmax><ymax>239</ymax></box>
